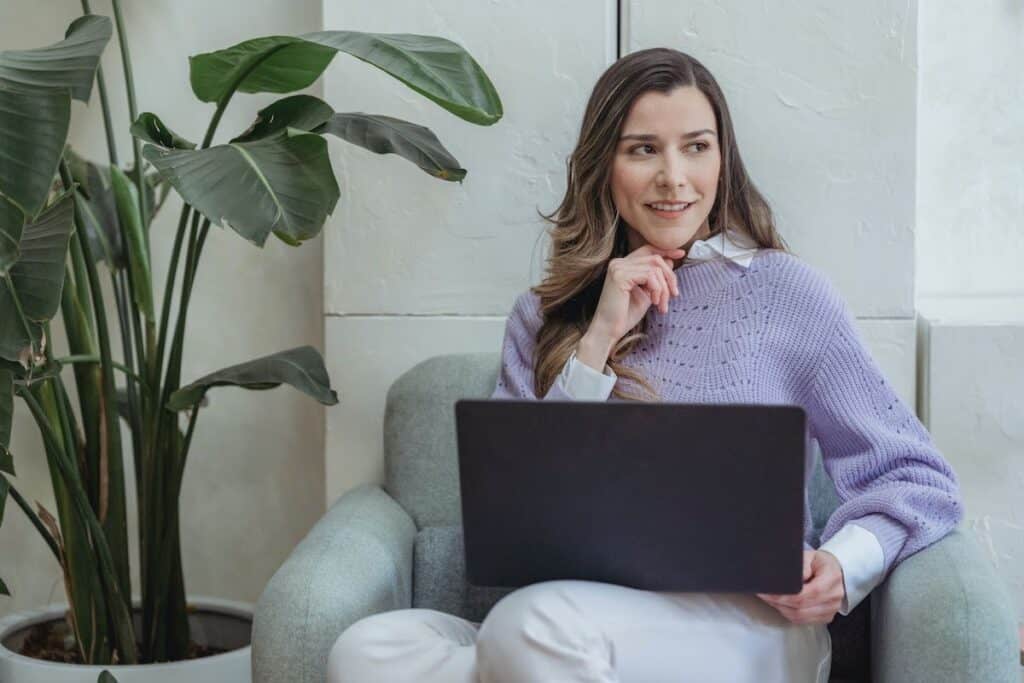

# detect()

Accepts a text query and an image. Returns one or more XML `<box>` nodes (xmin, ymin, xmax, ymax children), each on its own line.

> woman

<box><xmin>327</xmin><ymin>47</ymin><xmax>963</xmax><ymax>682</ymax></box>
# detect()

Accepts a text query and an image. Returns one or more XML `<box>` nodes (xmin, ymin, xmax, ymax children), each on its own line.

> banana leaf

<box><xmin>0</xmin><ymin>191</ymin><xmax>76</xmax><ymax>363</ymax></box>
<box><xmin>167</xmin><ymin>345</ymin><xmax>338</xmax><ymax>411</ymax></box>
<box><xmin>130</xmin><ymin>113</ymin><xmax>195</xmax><ymax>150</ymax></box>
<box><xmin>230</xmin><ymin>94</ymin><xmax>466</xmax><ymax>181</ymax></box>
<box><xmin>0</xmin><ymin>368</ymin><xmax>11</xmax><ymax>474</ymax></box>
<box><xmin>0</xmin><ymin>471</ymin><xmax>8</xmax><ymax>526</ymax></box>
<box><xmin>317</xmin><ymin>113</ymin><xmax>466</xmax><ymax>181</ymax></box>
<box><xmin>109</xmin><ymin>166</ymin><xmax>154</xmax><ymax>319</ymax></box>
<box><xmin>0</xmin><ymin>16</ymin><xmax>111</xmax><ymax>101</ymax></box>
<box><xmin>189</xmin><ymin>31</ymin><xmax>502</xmax><ymax>126</ymax></box>
<box><xmin>65</xmin><ymin>148</ymin><xmax>121</xmax><ymax>267</ymax></box>
<box><xmin>0</xmin><ymin>81</ymin><xmax>70</xmax><ymax>220</ymax></box>
<box><xmin>65</xmin><ymin>148</ymin><xmax>167</xmax><ymax>269</ymax></box>
<box><xmin>140</xmin><ymin>126</ymin><xmax>339</xmax><ymax>248</ymax></box>
<box><xmin>0</xmin><ymin>16</ymin><xmax>112</xmax><ymax>218</ymax></box>
<box><xmin>0</xmin><ymin>195</ymin><xmax>23</xmax><ymax>275</ymax></box>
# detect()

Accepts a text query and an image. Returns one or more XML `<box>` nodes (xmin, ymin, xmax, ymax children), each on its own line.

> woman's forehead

<box><xmin>623</xmin><ymin>87</ymin><xmax>717</xmax><ymax>136</ymax></box>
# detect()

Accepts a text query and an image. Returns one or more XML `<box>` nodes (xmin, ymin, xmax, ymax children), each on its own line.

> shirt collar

<box><xmin>683</xmin><ymin>227</ymin><xmax>761</xmax><ymax>269</ymax></box>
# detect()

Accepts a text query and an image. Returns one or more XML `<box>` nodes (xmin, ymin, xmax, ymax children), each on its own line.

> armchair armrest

<box><xmin>870</xmin><ymin>527</ymin><xmax>1019</xmax><ymax>683</ymax></box>
<box><xmin>252</xmin><ymin>483</ymin><xmax>417</xmax><ymax>683</ymax></box>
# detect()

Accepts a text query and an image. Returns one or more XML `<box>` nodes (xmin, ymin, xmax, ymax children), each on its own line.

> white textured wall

<box><xmin>626</xmin><ymin>0</ymin><xmax>919</xmax><ymax>318</ymax></box>
<box><xmin>917</xmin><ymin>1</ymin><xmax>1024</xmax><ymax>298</ymax></box>
<box><xmin>0</xmin><ymin>0</ymin><xmax>325</xmax><ymax>617</ymax></box>
<box><xmin>321</xmin><ymin>0</ymin><xmax>923</xmax><ymax>505</ymax></box>
<box><xmin>917</xmin><ymin>304</ymin><xmax>1024</xmax><ymax>622</ymax></box>
<box><xmin>321</xmin><ymin>0</ymin><xmax>618</xmax><ymax>501</ymax></box>
<box><xmin>916</xmin><ymin>0</ymin><xmax>1024</xmax><ymax>626</ymax></box>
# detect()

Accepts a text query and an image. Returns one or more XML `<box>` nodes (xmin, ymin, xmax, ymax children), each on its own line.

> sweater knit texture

<box><xmin>490</xmin><ymin>248</ymin><xmax>964</xmax><ymax>582</ymax></box>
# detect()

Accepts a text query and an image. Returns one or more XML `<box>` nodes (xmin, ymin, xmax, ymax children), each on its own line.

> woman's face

<box><xmin>610</xmin><ymin>85</ymin><xmax>722</xmax><ymax>268</ymax></box>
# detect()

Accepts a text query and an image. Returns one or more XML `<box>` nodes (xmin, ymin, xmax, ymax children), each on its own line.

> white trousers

<box><xmin>327</xmin><ymin>579</ymin><xmax>832</xmax><ymax>682</ymax></box>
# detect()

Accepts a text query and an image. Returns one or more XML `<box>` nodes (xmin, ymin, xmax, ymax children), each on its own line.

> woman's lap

<box><xmin>327</xmin><ymin>580</ymin><xmax>831</xmax><ymax>683</ymax></box>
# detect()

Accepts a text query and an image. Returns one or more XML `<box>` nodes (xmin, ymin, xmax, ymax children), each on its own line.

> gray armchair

<box><xmin>252</xmin><ymin>353</ymin><xmax>1019</xmax><ymax>682</ymax></box>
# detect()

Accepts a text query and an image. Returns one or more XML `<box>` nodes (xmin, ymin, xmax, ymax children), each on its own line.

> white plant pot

<box><xmin>0</xmin><ymin>596</ymin><xmax>252</xmax><ymax>683</ymax></box>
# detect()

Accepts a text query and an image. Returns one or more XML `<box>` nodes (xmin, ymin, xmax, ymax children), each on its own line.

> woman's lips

<box><xmin>645</xmin><ymin>202</ymin><xmax>693</xmax><ymax>218</ymax></box>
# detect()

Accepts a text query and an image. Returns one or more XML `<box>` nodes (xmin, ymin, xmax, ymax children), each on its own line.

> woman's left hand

<box><xmin>756</xmin><ymin>550</ymin><xmax>846</xmax><ymax>625</ymax></box>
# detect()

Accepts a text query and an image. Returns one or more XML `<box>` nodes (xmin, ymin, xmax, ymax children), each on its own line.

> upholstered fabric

<box><xmin>252</xmin><ymin>352</ymin><xmax>1019</xmax><ymax>683</ymax></box>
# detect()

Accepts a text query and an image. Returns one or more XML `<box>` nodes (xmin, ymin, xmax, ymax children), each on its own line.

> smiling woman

<box><xmin>324</xmin><ymin>45</ymin><xmax>969</xmax><ymax>683</ymax></box>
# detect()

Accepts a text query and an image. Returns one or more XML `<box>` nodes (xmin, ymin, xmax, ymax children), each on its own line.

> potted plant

<box><xmin>0</xmin><ymin>4</ymin><xmax>502</xmax><ymax>681</ymax></box>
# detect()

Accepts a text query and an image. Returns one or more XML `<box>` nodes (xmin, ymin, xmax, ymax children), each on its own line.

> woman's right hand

<box><xmin>586</xmin><ymin>244</ymin><xmax>687</xmax><ymax>349</ymax></box>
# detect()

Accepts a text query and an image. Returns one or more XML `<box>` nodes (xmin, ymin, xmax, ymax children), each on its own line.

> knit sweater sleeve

<box><xmin>491</xmin><ymin>291</ymin><xmax>576</xmax><ymax>401</ymax></box>
<box><xmin>798</xmin><ymin>284</ymin><xmax>964</xmax><ymax>581</ymax></box>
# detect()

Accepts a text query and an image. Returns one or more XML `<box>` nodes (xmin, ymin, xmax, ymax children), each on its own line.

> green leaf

<box><xmin>230</xmin><ymin>94</ymin><xmax>334</xmax><ymax>143</ymax></box>
<box><xmin>109</xmin><ymin>166</ymin><xmax>154</xmax><ymax>319</ymax></box>
<box><xmin>0</xmin><ymin>16</ymin><xmax>112</xmax><ymax>218</ymax></box>
<box><xmin>130</xmin><ymin>112</ymin><xmax>196</xmax><ymax>149</ymax></box>
<box><xmin>189</xmin><ymin>31</ymin><xmax>502</xmax><ymax>126</ymax></box>
<box><xmin>0</xmin><ymin>80</ymin><xmax>70</xmax><ymax>219</ymax></box>
<box><xmin>65</xmin><ymin>147</ymin><xmax>122</xmax><ymax>267</ymax></box>
<box><xmin>0</xmin><ymin>191</ymin><xmax>76</xmax><ymax>362</ymax></box>
<box><xmin>98</xmin><ymin>670</ymin><xmax>118</xmax><ymax>682</ymax></box>
<box><xmin>0</xmin><ymin>473</ymin><xmax>8</xmax><ymax>526</ymax></box>
<box><xmin>0</xmin><ymin>15</ymin><xmax>112</xmax><ymax>102</ymax></box>
<box><xmin>0</xmin><ymin>446</ymin><xmax>11</xmax><ymax>477</ymax></box>
<box><xmin>167</xmin><ymin>345</ymin><xmax>338</xmax><ymax>411</ymax></box>
<box><xmin>0</xmin><ymin>194</ymin><xmax>24</xmax><ymax>275</ymax></box>
<box><xmin>0</xmin><ymin>575</ymin><xmax>8</xmax><ymax>596</ymax></box>
<box><xmin>317</xmin><ymin>112</ymin><xmax>465</xmax><ymax>182</ymax></box>
<box><xmin>0</xmin><ymin>369</ymin><xmax>12</xmax><ymax>471</ymax></box>
<box><xmin>230</xmin><ymin>94</ymin><xmax>466</xmax><ymax>182</ymax></box>
<box><xmin>141</xmin><ymin>125</ymin><xmax>339</xmax><ymax>247</ymax></box>
<box><xmin>145</xmin><ymin>167</ymin><xmax>172</xmax><ymax>218</ymax></box>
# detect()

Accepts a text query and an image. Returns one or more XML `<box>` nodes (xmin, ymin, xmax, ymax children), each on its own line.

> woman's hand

<box><xmin>586</xmin><ymin>244</ymin><xmax>687</xmax><ymax>347</ymax></box>
<box><xmin>756</xmin><ymin>550</ymin><xmax>846</xmax><ymax>625</ymax></box>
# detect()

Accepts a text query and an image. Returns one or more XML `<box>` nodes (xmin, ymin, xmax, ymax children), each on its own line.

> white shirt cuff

<box><xmin>556</xmin><ymin>349</ymin><xmax>617</xmax><ymax>400</ymax></box>
<box><xmin>819</xmin><ymin>522</ymin><xmax>886</xmax><ymax>615</ymax></box>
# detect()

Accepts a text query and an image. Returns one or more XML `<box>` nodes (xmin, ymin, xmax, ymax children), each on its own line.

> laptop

<box><xmin>454</xmin><ymin>399</ymin><xmax>807</xmax><ymax>594</ymax></box>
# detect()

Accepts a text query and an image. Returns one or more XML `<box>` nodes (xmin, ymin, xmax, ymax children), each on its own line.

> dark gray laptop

<box><xmin>454</xmin><ymin>399</ymin><xmax>807</xmax><ymax>594</ymax></box>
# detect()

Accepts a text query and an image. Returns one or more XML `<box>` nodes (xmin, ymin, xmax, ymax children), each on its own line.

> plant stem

<box><xmin>5</xmin><ymin>480</ymin><xmax>62</xmax><ymax>560</ymax></box>
<box><xmin>17</xmin><ymin>386</ymin><xmax>138</xmax><ymax>663</ymax></box>
<box><xmin>110</xmin><ymin>0</ymin><xmax>148</xmax><ymax>250</ymax></box>
<box><xmin>123</xmin><ymin>265</ymin><xmax>148</xmax><ymax>378</ymax></box>
<box><xmin>110</xmin><ymin>269</ymin><xmax>144</xmax><ymax>498</ymax></box>
<box><xmin>55</xmin><ymin>355</ymin><xmax>145</xmax><ymax>386</ymax></box>
<box><xmin>80</xmin><ymin>0</ymin><xmax>118</xmax><ymax>167</ymax></box>
<box><xmin>58</xmin><ymin>161</ymin><xmax>132</xmax><ymax>610</ymax></box>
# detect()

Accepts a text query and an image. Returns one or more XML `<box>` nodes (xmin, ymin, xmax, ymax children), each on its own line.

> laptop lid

<box><xmin>455</xmin><ymin>400</ymin><xmax>806</xmax><ymax>594</ymax></box>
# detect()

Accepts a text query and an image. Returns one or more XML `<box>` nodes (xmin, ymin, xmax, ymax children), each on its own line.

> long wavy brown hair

<box><xmin>531</xmin><ymin>47</ymin><xmax>793</xmax><ymax>401</ymax></box>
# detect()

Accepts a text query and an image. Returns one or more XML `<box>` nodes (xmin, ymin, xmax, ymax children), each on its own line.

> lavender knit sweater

<box><xmin>491</xmin><ymin>248</ymin><xmax>964</xmax><ymax>582</ymax></box>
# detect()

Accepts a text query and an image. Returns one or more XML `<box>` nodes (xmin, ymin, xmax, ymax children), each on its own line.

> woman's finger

<box><xmin>656</xmin><ymin>265</ymin><xmax>671</xmax><ymax>313</ymax></box>
<box><xmin>647</xmin><ymin>267</ymin><xmax>665</xmax><ymax>310</ymax></box>
<box><xmin>621</xmin><ymin>264</ymin><xmax>659</xmax><ymax>305</ymax></box>
<box><xmin>660</xmin><ymin>255</ymin><xmax>680</xmax><ymax>297</ymax></box>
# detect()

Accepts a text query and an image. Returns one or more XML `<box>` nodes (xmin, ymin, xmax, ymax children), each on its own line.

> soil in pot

<box><xmin>19</xmin><ymin>618</ymin><xmax>226</xmax><ymax>664</ymax></box>
<box><xmin>8</xmin><ymin>605</ymin><xmax>248</xmax><ymax>665</ymax></box>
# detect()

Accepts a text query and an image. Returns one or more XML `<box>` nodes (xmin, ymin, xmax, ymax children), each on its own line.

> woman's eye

<box><xmin>630</xmin><ymin>142</ymin><xmax>708</xmax><ymax>155</ymax></box>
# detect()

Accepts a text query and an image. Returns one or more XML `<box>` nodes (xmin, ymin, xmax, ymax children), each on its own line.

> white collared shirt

<box><xmin>556</xmin><ymin>228</ymin><xmax>885</xmax><ymax>615</ymax></box>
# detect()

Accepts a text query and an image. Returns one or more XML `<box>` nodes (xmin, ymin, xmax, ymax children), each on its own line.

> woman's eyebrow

<box><xmin>619</xmin><ymin>129</ymin><xmax>717</xmax><ymax>141</ymax></box>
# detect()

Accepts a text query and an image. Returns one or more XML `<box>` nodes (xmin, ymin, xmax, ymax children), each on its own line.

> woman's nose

<box><xmin>656</xmin><ymin>153</ymin><xmax>689</xmax><ymax>188</ymax></box>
